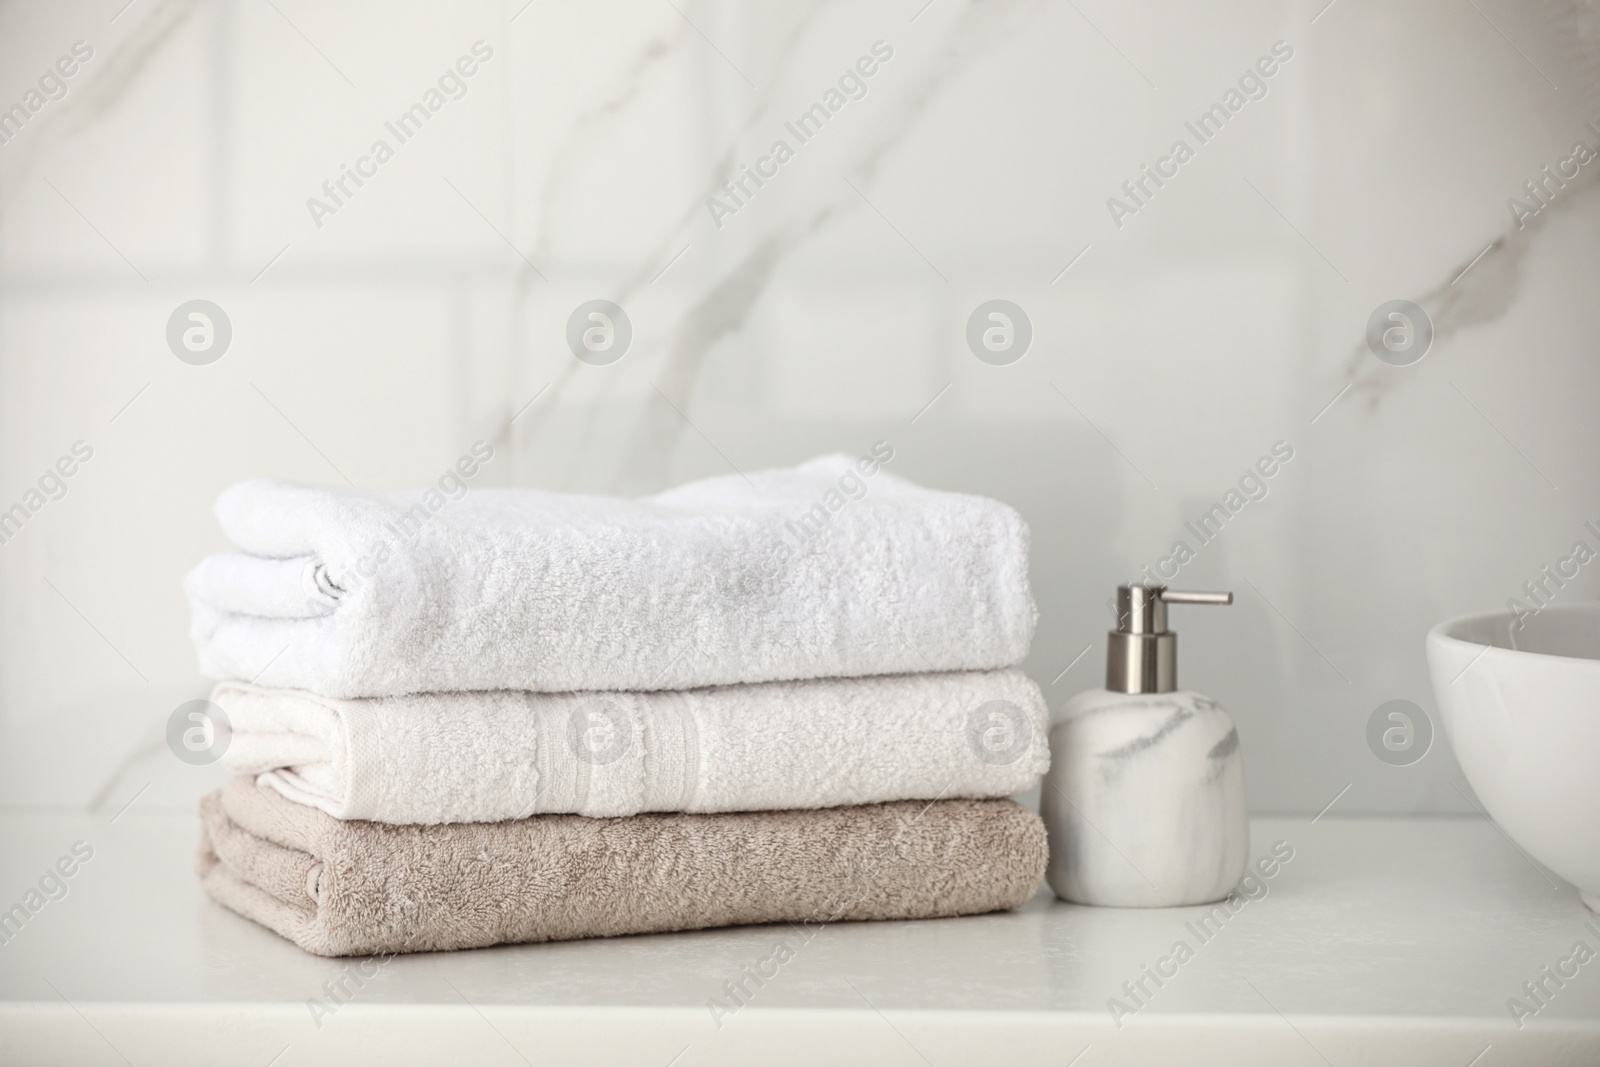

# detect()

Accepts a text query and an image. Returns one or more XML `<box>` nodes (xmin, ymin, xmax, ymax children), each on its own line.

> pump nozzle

<box><xmin>1107</xmin><ymin>584</ymin><xmax>1232</xmax><ymax>693</ymax></box>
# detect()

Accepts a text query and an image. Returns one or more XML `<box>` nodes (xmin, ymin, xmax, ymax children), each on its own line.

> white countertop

<box><xmin>1</xmin><ymin>809</ymin><xmax>1597</xmax><ymax>1066</ymax></box>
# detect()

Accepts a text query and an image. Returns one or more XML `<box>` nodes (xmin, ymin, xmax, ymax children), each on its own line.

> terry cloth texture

<box><xmin>185</xmin><ymin>454</ymin><xmax>1036</xmax><ymax>697</ymax></box>
<box><xmin>196</xmin><ymin>778</ymin><xmax>1049</xmax><ymax>957</ymax></box>
<box><xmin>215</xmin><ymin>669</ymin><xmax>1049</xmax><ymax>824</ymax></box>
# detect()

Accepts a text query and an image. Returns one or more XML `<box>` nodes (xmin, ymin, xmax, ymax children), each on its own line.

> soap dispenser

<box><xmin>1042</xmin><ymin>584</ymin><xmax>1248</xmax><ymax>907</ymax></box>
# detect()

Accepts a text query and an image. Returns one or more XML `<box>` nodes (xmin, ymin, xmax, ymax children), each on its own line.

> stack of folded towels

<box><xmin>186</xmin><ymin>452</ymin><xmax>1050</xmax><ymax>957</ymax></box>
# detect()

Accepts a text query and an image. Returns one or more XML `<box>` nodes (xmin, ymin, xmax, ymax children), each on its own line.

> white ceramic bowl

<box><xmin>1427</xmin><ymin>604</ymin><xmax>1600</xmax><ymax>911</ymax></box>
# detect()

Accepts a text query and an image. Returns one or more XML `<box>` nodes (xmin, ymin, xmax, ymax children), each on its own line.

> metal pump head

<box><xmin>1106</xmin><ymin>584</ymin><xmax>1232</xmax><ymax>693</ymax></box>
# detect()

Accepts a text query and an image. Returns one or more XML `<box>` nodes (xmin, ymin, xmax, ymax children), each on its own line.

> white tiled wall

<box><xmin>3</xmin><ymin>0</ymin><xmax>1598</xmax><ymax>817</ymax></box>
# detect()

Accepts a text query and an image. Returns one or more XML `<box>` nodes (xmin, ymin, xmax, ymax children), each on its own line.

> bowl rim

<box><xmin>1427</xmin><ymin>602</ymin><xmax>1600</xmax><ymax>666</ymax></box>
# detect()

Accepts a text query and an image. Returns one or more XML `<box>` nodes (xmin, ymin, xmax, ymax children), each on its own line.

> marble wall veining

<box><xmin>1</xmin><ymin>0</ymin><xmax>1597</xmax><ymax>817</ymax></box>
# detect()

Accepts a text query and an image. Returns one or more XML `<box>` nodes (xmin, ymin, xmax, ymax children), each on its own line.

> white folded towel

<box><xmin>213</xmin><ymin>669</ymin><xmax>1049</xmax><ymax>824</ymax></box>
<box><xmin>186</xmin><ymin>452</ymin><xmax>1036</xmax><ymax>698</ymax></box>
<box><xmin>187</xmin><ymin>553</ymin><xmax>341</xmax><ymax>618</ymax></box>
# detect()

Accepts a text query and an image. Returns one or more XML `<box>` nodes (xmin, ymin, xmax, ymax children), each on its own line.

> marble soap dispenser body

<box><xmin>1043</xmin><ymin>585</ymin><xmax>1248</xmax><ymax>908</ymax></box>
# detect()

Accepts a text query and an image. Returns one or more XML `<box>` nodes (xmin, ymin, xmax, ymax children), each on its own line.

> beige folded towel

<box><xmin>197</xmin><ymin>779</ymin><xmax>1047</xmax><ymax>957</ymax></box>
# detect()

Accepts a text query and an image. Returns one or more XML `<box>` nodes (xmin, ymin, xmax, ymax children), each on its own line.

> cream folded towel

<box><xmin>197</xmin><ymin>778</ymin><xmax>1048</xmax><ymax>957</ymax></box>
<box><xmin>185</xmin><ymin>453</ymin><xmax>1036</xmax><ymax>698</ymax></box>
<box><xmin>214</xmin><ymin>669</ymin><xmax>1048</xmax><ymax>824</ymax></box>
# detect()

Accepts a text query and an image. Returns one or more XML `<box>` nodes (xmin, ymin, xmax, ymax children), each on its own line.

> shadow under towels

<box><xmin>184</xmin><ymin>454</ymin><xmax>1036</xmax><ymax>698</ymax></box>
<box><xmin>197</xmin><ymin>778</ymin><xmax>1047</xmax><ymax>957</ymax></box>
